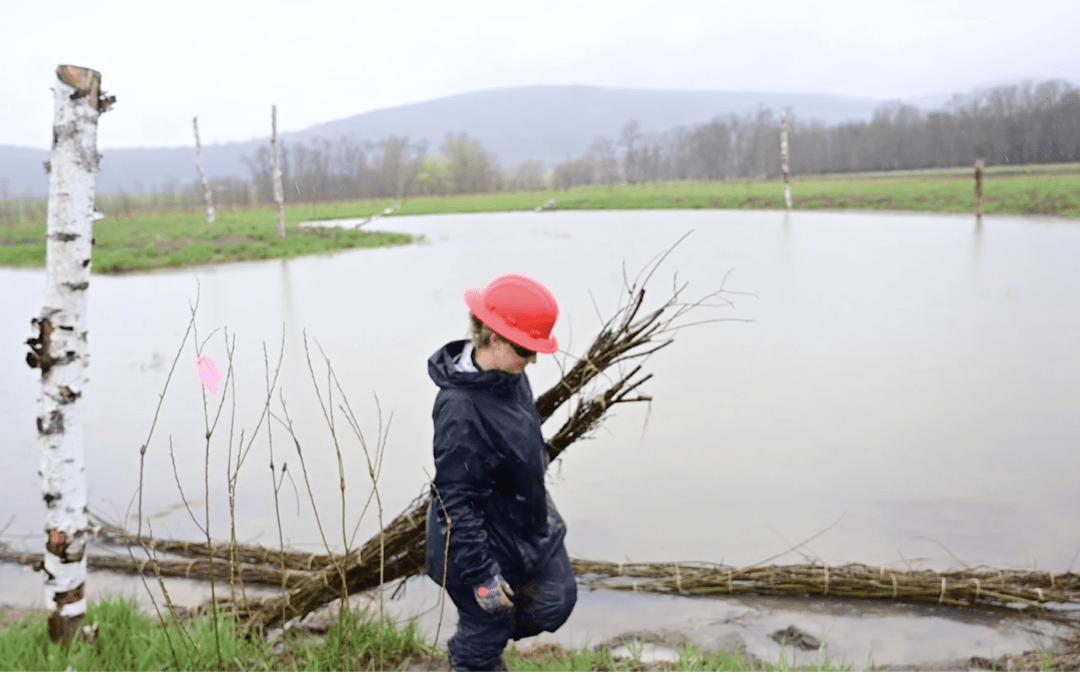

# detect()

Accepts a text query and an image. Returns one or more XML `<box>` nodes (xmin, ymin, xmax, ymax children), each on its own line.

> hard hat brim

<box><xmin>464</xmin><ymin>288</ymin><xmax>559</xmax><ymax>354</ymax></box>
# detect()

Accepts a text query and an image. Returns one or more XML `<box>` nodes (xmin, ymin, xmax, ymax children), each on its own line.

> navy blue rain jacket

<box><xmin>425</xmin><ymin>340</ymin><xmax>567</xmax><ymax>589</ymax></box>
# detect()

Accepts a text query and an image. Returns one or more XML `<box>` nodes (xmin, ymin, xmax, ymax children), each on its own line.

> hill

<box><xmin>0</xmin><ymin>84</ymin><xmax>946</xmax><ymax>198</ymax></box>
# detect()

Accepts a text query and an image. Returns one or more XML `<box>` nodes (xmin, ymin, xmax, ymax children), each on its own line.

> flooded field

<box><xmin>2</xmin><ymin>208</ymin><xmax>1078</xmax><ymax>666</ymax></box>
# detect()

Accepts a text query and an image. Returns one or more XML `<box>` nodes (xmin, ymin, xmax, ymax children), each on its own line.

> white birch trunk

<box><xmin>26</xmin><ymin>65</ymin><xmax>114</xmax><ymax>645</ymax></box>
<box><xmin>271</xmin><ymin>105</ymin><xmax>285</xmax><ymax>238</ymax></box>
<box><xmin>780</xmin><ymin>111</ymin><xmax>792</xmax><ymax>210</ymax></box>
<box><xmin>193</xmin><ymin>117</ymin><xmax>216</xmax><ymax>224</ymax></box>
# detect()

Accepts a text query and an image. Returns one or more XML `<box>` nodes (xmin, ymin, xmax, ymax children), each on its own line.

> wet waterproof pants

<box><xmin>442</xmin><ymin>544</ymin><xmax>577</xmax><ymax>671</ymax></box>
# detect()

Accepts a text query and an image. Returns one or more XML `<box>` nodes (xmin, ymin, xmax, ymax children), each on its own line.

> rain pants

<box><xmin>426</xmin><ymin>340</ymin><xmax>576</xmax><ymax>670</ymax></box>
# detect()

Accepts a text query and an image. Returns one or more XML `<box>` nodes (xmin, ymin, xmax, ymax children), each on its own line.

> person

<box><xmin>426</xmin><ymin>273</ymin><xmax>577</xmax><ymax>671</ymax></box>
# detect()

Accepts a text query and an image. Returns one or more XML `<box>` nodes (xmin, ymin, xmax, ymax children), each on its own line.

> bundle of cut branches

<box><xmin>230</xmin><ymin>236</ymin><xmax>743</xmax><ymax>634</ymax></box>
<box><xmin>571</xmin><ymin>559</ymin><xmax>1080</xmax><ymax>617</ymax></box>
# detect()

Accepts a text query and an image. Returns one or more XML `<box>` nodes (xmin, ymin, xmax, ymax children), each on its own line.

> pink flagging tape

<box><xmin>196</xmin><ymin>356</ymin><xmax>223</xmax><ymax>394</ymax></box>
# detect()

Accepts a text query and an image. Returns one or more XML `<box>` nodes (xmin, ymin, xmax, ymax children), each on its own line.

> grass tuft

<box><xmin>0</xmin><ymin>597</ymin><xmax>436</xmax><ymax>672</ymax></box>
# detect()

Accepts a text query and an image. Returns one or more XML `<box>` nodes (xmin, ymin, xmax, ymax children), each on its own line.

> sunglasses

<box><xmin>507</xmin><ymin>339</ymin><xmax>536</xmax><ymax>359</ymax></box>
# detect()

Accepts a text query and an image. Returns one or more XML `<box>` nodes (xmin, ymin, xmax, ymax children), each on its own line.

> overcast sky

<box><xmin>5</xmin><ymin>0</ymin><xmax>1078</xmax><ymax>150</ymax></box>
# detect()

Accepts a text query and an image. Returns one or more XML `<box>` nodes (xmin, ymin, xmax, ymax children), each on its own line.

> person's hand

<box><xmin>474</xmin><ymin>574</ymin><xmax>515</xmax><ymax>613</ymax></box>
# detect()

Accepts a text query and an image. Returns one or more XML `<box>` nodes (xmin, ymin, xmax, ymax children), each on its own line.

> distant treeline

<box><xmin>238</xmin><ymin>79</ymin><xmax>1079</xmax><ymax>200</ymax></box>
<box><xmin>242</xmin><ymin>132</ymin><xmax>523</xmax><ymax>204</ymax></box>
<box><xmin>552</xmin><ymin>79</ymin><xmax>1080</xmax><ymax>188</ymax></box>
<box><xmin>5</xmin><ymin>80</ymin><xmax>1077</xmax><ymax>223</ymax></box>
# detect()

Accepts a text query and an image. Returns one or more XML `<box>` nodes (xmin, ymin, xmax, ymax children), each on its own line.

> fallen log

<box><xmin>573</xmin><ymin>560</ymin><xmax>1080</xmax><ymax>615</ymax></box>
<box><xmin>4</xmin><ymin>545</ymin><xmax>1077</xmax><ymax>623</ymax></box>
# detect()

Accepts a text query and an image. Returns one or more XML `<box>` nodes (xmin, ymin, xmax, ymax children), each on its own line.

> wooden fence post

<box><xmin>193</xmin><ymin>117</ymin><xmax>215</xmax><ymax>224</ymax></box>
<box><xmin>27</xmin><ymin>64</ymin><xmax>114</xmax><ymax>645</ymax></box>
<box><xmin>974</xmin><ymin>159</ymin><xmax>984</xmax><ymax>219</ymax></box>
<box><xmin>780</xmin><ymin>111</ymin><xmax>792</xmax><ymax>210</ymax></box>
<box><xmin>271</xmin><ymin>105</ymin><xmax>285</xmax><ymax>238</ymax></box>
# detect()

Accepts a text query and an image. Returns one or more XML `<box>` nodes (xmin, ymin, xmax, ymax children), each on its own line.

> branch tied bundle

<box><xmin>229</xmin><ymin>232</ymin><xmax>744</xmax><ymax>634</ymax></box>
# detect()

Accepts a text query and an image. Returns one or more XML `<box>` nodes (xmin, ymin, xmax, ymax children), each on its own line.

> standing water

<box><xmin>1</xmin><ymin>209</ymin><xmax>1077</xmax><ymax>666</ymax></box>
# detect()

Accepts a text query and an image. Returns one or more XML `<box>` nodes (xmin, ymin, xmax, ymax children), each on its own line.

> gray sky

<box><xmin>5</xmin><ymin>0</ymin><xmax>1078</xmax><ymax>150</ymax></box>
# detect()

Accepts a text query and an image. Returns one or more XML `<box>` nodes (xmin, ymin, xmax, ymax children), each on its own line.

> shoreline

<box><xmin>2</xmin><ymin>163</ymin><xmax>1079</xmax><ymax>274</ymax></box>
<box><xmin>4</xmin><ymin>595</ymin><xmax>1077</xmax><ymax>671</ymax></box>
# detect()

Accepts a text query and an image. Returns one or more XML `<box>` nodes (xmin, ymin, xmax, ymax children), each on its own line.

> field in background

<box><xmin>2</xmin><ymin>163</ymin><xmax>1078</xmax><ymax>274</ymax></box>
<box><xmin>3</xmin><ymin>163</ymin><xmax>1079</xmax><ymax>226</ymax></box>
<box><xmin>382</xmin><ymin>165</ymin><xmax>1080</xmax><ymax>217</ymax></box>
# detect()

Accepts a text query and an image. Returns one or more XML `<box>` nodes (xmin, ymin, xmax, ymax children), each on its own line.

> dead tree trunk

<box><xmin>25</xmin><ymin>64</ymin><xmax>114</xmax><ymax>645</ymax></box>
<box><xmin>780</xmin><ymin>111</ymin><xmax>792</xmax><ymax>210</ymax></box>
<box><xmin>193</xmin><ymin>117</ymin><xmax>215</xmax><ymax>224</ymax></box>
<box><xmin>974</xmin><ymin>159</ymin><xmax>985</xmax><ymax>220</ymax></box>
<box><xmin>271</xmin><ymin>105</ymin><xmax>285</xmax><ymax>238</ymax></box>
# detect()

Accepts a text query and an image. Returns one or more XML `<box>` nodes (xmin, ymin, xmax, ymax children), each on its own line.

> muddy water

<box><xmin>2</xmin><ymin>209</ymin><xmax>1078</xmax><ymax>665</ymax></box>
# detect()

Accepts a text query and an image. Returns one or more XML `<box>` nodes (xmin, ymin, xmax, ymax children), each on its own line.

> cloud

<box><xmin>2</xmin><ymin>0</ymin><xmax>1078</xmax><ymax>148</ymax></box>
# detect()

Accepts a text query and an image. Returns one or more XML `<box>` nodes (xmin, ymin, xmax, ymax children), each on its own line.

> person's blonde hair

<box><xmin>468</xmin><ymin>312</ymin><xmax>495</xmax><ymax>350</ymax></box>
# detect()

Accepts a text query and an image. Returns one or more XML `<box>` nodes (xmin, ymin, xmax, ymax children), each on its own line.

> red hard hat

<box><xmin>464</xmin><ymin>274</ymin><xmax>559</xmax><ymax>354</ymax></box>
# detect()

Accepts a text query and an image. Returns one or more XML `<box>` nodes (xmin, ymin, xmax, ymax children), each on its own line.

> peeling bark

<box><xmin>27</xmin><ymin>64</ymin><xmax>114</xmax><ymax>645</ymax></box>
<box><xmin>193</xmin><ymin>117</ymin><xmax>216</xmax><ymax>224</ymax></box>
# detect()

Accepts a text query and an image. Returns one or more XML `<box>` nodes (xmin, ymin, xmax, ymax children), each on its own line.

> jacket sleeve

<box><xmin>431</xmin><ymin>393</ymin><xmax>502</xmax><ymax>588</ymax></box>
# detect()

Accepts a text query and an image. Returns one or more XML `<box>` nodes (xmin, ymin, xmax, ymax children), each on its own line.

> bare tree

<box><xmin>552</xmin><ymin>155</ymin><xmax>595</xmax><ymax>189</ymax></box>
<box><xmin>396</xmin><ymin>138</ymin><xmax>428</xmax><ymax>201</ymax></box>
<box><xmin>271</xmin><ymin>105</ymin><xmax>285</xmax><ymax>238</ymax></box>
<box><xmin>25</xmin><ymin>64</ymin><xmax>114</xmax><ymax>645</ymax></box>
<box><xmin>508</xmin><ymin>159</ymin><xmax>548</xmax><ymax>191</ymax></box>
<box><xmin>376</xmin><ymin>136</ymin><xmax>407</xmax><ymax>198</ymax></box>
<box><xmin>620</xmin><ymin>120</ymin><xmax>642</xmax><ymax>184</ymax></box>
<box><xmin>590</xmin><ymin>137</ymin><xmax>620</xmax><ymax>185</ymax></box>
<box><xmin>193</xmin><ymin>117</ymin><xmax>215</xmax><ymax>224</ymax></box>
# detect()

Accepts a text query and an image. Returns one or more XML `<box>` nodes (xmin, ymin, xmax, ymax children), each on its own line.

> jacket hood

<box><xmin>428</xmin><ymin>340</ymin><xmax>518</xmax><ymax>394</ymax></box>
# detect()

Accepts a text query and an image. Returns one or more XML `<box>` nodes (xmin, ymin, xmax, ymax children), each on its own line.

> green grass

<box><xmin>0</xmin><ymin>207</ymin><xmax>413</xmax><ymax>273</ymax></box>
<box><xmin>0</xmin><ymin>598</ymin><xmax>853</xmax><ymax>671</ymax></box>
<box><xmin>0</xmin><ymin>596</ymin><xmax>437</xmax><ymax>671</ymax></box>
<box><xmin>334</xmin><ymin>165</ymin><xmax>1080</xmax><ymax>218</ymax></box>
<box><xmin>3</xmin><ymin>163</ymin><xmax>1077</xmax><ymax>274</ymax></box>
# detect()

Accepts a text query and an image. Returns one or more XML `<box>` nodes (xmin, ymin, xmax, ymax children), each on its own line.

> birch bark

<box><xmin>193</xmin><ymin>117</ymin><xmax>216</xmax><ymax>224</ymax></box>
<box><xmin>780</xmin><ymin>111</ymin><xmax>792</xmax><ymax>210</ymax></box>
<box><xmin>271</xmin><ymin>105</ymin><xmax>285</xmax><ymax>238</ymax></box>
<box><xmin>25</xmin><ymin>64</ymin><xmax>114</xmax><ymax>645</ymax></box>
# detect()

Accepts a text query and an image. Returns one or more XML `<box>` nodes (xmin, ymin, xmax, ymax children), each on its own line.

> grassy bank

<box><xmin>0</xmin><ymin>208</ymin><xmax>413</xmax><ymax>274</ymax></box>
<box><xmin>378</xmin><ymin>163</ymin><xmax>1080</xmax><ymax>218</ymax></box>
<box><xmin>0</xmin><ymin>597</ymin><xmax>846</xmax><ymax>671</ymax></box>
<box><xmin>2</xmin><ymin>163</ymin><xmax>1076</xmax><ymax>274</ymax></box>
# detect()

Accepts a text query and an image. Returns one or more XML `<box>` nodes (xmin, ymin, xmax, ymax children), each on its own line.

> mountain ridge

<box><xmin>0</xmin><ymin>82</ymin><xmax>1057</xmax><ymax>198</ymax></box>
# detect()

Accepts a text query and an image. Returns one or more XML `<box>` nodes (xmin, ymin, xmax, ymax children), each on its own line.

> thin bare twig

<box><xmin>424</xmin><ymin>470</ymin><xmax>452</xmax><ymax>649</ymax></box>
<box><xmin>167</xmin><ymin>436</ymin><xmax>206</xmax><ymax>536</ymax></box>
